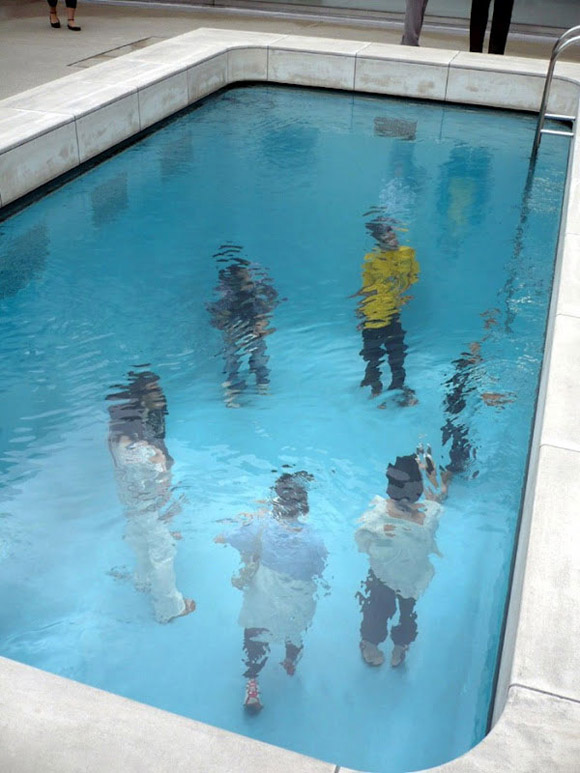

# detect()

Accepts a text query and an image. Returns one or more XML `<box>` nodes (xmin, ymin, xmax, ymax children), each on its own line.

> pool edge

<box><xmin>1</xmin><ymin>30</ymin><xmax>580</xmax><ymax>773</ymax></box>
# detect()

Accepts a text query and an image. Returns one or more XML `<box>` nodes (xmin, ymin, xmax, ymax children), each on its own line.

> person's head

<box><xmin>107</xmin><ymin>400</ymin><xmax>144</xmax><ymax>446</ymax></box>
<box><xmin>366</xmin><ymin>217</ymin><xmax>399</xmax><ymax>250</ymax></box>
<box><xmin>273</xmin><ymin>471</ymin><xmax>314</xmax><ymax>520</ymax></box>
<box><xmin>386</xmin><ymin>455</ymin><xmax>423</xmax><ymax>504</ymax></box>
<box><xmin>127</xmin><ymin>370</ymin><xmax>167</xmax><ymax>440</ymax></box>
<box><xmin>220</xmin><ymin>261</ymin><xmax>253</xmax><ymax>293</ymax></box>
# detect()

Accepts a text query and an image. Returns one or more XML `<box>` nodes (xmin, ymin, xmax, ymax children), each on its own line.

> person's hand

<box><xmin>481</xmin><ymin>391</ymin><xmax>515</xmax><ymax>408</ymax></box>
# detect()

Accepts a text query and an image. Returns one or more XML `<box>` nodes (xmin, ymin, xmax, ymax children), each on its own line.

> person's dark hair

<box><xmin>273</xmin><ymin>471</ymin><xmax>314</xmax><ymax>519</ymax></box>
<box><xmin>107</xmin><ymin>370</ymin><xmax>172</xmax><ymax>463</ymax></box>
<box><xmin>386</xmin><ymin>455</ymin><xmax>423</xmax><ymax>503</ymax></box>
<box><xmin>365</xmin><ymin>216</ymin><xmax>398</xmax><ymax>247</ymax></box>
<box><xmin>107</xmin><ymin>400</ymin><xmax>144</xmax><ymax>444</ymax></box>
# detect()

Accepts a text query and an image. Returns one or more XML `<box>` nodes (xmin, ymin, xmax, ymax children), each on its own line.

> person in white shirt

<box><xmin>355</xmin><ymin>446</ymin><xmax>446</xmax><ymax>667</ymax></box>
<box><xmin>108</xmin><ymin>371</ymin><xmax>195</xmax><ymax>623</ymax></box>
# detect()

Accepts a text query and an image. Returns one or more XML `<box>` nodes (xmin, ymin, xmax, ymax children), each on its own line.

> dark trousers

<box><xmin>223</xmin><ymin>332</ymin><xmax>269</xmax><ymax>392</ymax></box>
<box><xmin>470</xmin><ymin>0</ymin><xmax>515</xmax><ymax>55</ymax></box>
<box><xmin>441</xmin><ymin>357</ymin><xmax>474</xmax><ymax>473</ymax></box>
<box><xmin>360</xmin><ymin>315</ymin><xmax>408</xmax><ymax>396</ymax></box>
<box><xmin>47</xmin><ymin>0</ymin><xmax>78</xmax><ymax>8</ymax></box>
<box><xmin>243</xmin><ymin>628</ymin><xmax>302</xmax><ymax>679</ymax></box>
<box><xmin>357</xmin><ymin>570</ymin><xmax>418</xmax><ymax>648</ymax></box>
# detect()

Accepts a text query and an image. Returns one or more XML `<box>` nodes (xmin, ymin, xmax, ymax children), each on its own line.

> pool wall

<box><xmin>1</xmin><ymin>29</ymin><xmax>580</xmax><ymax>772</ymax></box>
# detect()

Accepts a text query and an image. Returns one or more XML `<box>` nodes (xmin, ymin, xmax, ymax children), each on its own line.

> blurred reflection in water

<box><xmin>354</xmin><ymin>209</ymin><xmax>419</xmax><ymax>406</ymax></box>
<box><xmin>107</xmin><ymin>368</ymin><xmax>195</xmax><ymax>623</ymax></box>
<box><xmin>356</xmin><ymin>448</ymin><xmax>447</xmax><ymax>669</ymax></box>
<box><xmin>441</xmin><ymin>309</ymin><xmax>515</xmax><ymax>475</ymax></box>
<box><xmin>437</xmin><ymin>146</ymin><xmax>491</xmax><ymax>256</ymax></box>
<box><xmin>0</xmin><ymin>223</ymin><xmax>48</xmax><ymax>299</ymax></box>
<box><xmin>207</xmin><ymin>244</ymin><xmax>280</xmax><ymax>407</ymax></box>
<box><xmin>215</xmin><ymin>471</ymin><xmax>327</xmax><ymax>714</ymax></box>
<box><xmin>91</xmin><ymin>173</ymin><xmax>128</xmax><ymax>230</ymax></box>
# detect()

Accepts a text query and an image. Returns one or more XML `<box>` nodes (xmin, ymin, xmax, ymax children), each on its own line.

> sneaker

<box><xmin>360</xmin><ymin>640</ymin><xmax>384</xmax><ymax>667</ymax></box>
<box><xmin>243</xmin><ymin>679</ymin><xmax>263</xmax><ymax>714</ymax></box>
<box><xmin>391</xmin><ymin>644</ymin><xmax>408</xmax><ymax>667</ymax></box>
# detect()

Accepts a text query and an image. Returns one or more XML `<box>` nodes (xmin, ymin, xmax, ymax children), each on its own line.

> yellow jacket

<box><xmin>359</xmin><ymin>246</ymin><xmax>419</xmax><ymax>328</ymax></box>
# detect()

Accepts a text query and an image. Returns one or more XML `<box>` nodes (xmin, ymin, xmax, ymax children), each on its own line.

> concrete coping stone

<box><xmin>0</xmin><ymin>27</ymin><xmax>579</xmax><ymax>773</ymax></box>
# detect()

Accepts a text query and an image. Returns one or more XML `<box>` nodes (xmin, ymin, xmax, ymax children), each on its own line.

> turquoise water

<box><xmin>0</xmin><ymin>85</ymin><xmax>568</xmax><ymax>772</ymax></box>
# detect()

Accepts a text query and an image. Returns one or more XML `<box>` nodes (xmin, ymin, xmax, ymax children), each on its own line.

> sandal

<box><xmin>67</xmin><ymin>22</ymin><xmax>81</xmax><ymax>31</ymax></box>
<box><xmin>49</xmin><ymin>13</ymin><xmax>60</xmax><ymax>28</ymax></box>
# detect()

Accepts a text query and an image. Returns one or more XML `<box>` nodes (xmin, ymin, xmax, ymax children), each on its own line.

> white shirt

<box><xmin>355</xmin><ymin>495</ymin><xmax>442</xmax><ymax>600</ymax></box>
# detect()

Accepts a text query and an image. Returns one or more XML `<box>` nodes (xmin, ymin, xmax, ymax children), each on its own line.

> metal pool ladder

<box><xmin>531</xmin><ymin>24</ymin><xmax>580</xmax><ymax>162</ymax></box>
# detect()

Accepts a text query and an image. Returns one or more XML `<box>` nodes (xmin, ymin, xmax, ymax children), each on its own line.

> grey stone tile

<box><xmin>76</xmin><ymin>93</ymin><xmax>140</xmax><ymax>163</ymax></box>
<box><xmin>408</xmin><ymin>686</ymin><xmax>580</xmax><ymax>772</ymax></box>
<box><xmin>0</xmin><ymin>107</ymin><xmax>72</xmax><ymax>153</ymax></box>
<box><xmin>269</xmin><ymin>49</ymin><xmax>356</xmax><ymax>91</ymax></box>
<box><xmin>508</xmin><ymin>444</ymin><xmax>580</xmax><ymax>702</ymax></box>
<box><xmin>187</xmin><ymin>54</ymin><xmax>228</xmax><ymax>104</ymax></box>
<box><xmin>1</xmin><ymin>75</ymin><xmax>136</xmax><ymax>118</ymax></box>
<box><xmin>556</xmin><ymin>233</ymin><xmax>580</xmax><ymax>318</ymax></box>
<box><xmin>0</xmin><ymin>656</ymin><xmax>336</xmax><ymax>773</ymax></box>
<box><xmin>0</xmin><ymin>121</ymin><xmax>79</xmax><ymax>206</ymax></box>
<box><xmin>540</xmin><ymin>313</ymin><xmax>580</xmax><ymax>453</ymax></box>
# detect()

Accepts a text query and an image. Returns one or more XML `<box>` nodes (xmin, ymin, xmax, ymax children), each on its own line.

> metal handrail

<box><xmin>530</xmin><ymin>25</ymin><xmax>580</xmax><ymax>161</ymax></box>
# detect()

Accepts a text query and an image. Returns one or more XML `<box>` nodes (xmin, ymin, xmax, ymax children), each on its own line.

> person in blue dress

<box><xmin>215</xmin><ymin>471</ymin><xmax>327</xmax><ymax>713</ymax></box>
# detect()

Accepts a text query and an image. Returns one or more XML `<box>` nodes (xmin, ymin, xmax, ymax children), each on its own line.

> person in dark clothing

<box><xmin>441</xmin><ymin>341</ymin><xmax>482</xmax><ymax>475</ymax></box>
<box><xmin>356</xmin><ymin>449</ymin><xmax>447</xmax><ymax>668</ymax></box>
<box><xmin>441</xmin><ymin>310</ymin><xmax>514</xmax><ymax>475</ymax></box>
<box><xmin>47</xmin><ymin>0</ymin><xmax>81</xmax><ymax>30</ymax></box>
<box><xmin>470</xmin><ymin>0</ymin><xmax>514</xmax><ymax>55</ymax></box>
<box><xmin>215</xmin><ymin>471</ymin><xmax>326</xmax><ymax>714</ymax></box>
<box><xmin>208</xmin><ymin>249</ymin><xmax>279</xmax><ymax>407</ymax></box>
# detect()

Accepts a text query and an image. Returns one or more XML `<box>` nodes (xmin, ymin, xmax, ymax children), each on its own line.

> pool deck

<box><xmin>1</xmin><ymin>5</ymin><xmax>580</xmax><ymax>773</ymax></box>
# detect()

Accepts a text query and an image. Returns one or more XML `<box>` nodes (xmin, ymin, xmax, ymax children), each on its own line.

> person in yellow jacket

<box><xmin>355</xmin><ymin>214</ymin><xmax>419</xmax><ymax>405</ymax></box>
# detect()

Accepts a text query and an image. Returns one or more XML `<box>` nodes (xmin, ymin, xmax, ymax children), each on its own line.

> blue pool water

<box><xmin>0</xmin><ymin>85</ymin><xmax>568</xmax><ymax>771</ymax></box>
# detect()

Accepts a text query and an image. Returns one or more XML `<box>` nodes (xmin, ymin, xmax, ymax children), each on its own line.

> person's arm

<box><xmin>417</xmin><ymin>445</ymin><xmax>449</xmax><ymax>503</ymax></box>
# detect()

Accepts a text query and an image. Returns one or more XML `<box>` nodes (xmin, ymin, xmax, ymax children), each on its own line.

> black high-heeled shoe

<box><xmin>67</xmin><ymin>22</ymin><xmax>81</xmax><ymax>31</ymax></box>
<box><xmin>50</xmin><ymin>15</ymin><xmax>61</xmax><ymax>28</ymax></box>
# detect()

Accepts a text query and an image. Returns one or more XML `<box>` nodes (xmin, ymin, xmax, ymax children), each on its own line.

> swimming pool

<box><xmin>0</xmin><ymin>81</ymin><xmax>569</xmax><ymax>771</ymax></box>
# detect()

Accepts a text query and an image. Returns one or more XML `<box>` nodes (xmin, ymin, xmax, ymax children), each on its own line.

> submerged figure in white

<box><xmin>215</xmin><ymin>471</ymin><xmax>327</xmax><ymax>714</ymax></box>
<box><xmin>108</xmin><ymin>370</ymin><xmax>195</xmax><ymax>623</ymax></box>
<box><xmin>356</xmin><ymin>447</ymin><xmax>447</xmax><ymax>668</ymax></box>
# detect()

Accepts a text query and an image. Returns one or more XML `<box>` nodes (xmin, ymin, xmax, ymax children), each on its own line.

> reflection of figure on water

<box><xmin>356</xmin><ymin>448</ymin><xmax>446</xmax><ymax>668</ymax></box>
<box><xmin>1</xmin><ymin>224</ymin><xmax>49</xmax><ymax>300</ymax></box>
<box><xmin>107</xmin><ymin>370</ymin><xmax>195</xmax><ymax>623</ymax></box>
<box><xmin>215</xmin><ymin>471</ymin><xmax>327</xmax><ymax>713</ymax></box>
<box><xmin>441</xmin><ymin>310</ymin><xmax>515</xmax><ymax>474</ymax></box>
<box><xmin>354</xmin><ymin>211</ymin><xmax>419</xmax><ymax>406</ymax></box>
<box><xmin>208</xmin><ymin>245</ymin><xmax>279</xmax><ymax>406</ymax></box>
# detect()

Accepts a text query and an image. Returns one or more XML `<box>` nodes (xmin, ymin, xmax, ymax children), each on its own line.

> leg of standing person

<box><xmin>383</xmin><ymin>314</ymin><xmax>409</xmax><ymax>393</ymax></box>
<box><xmin>248</xmin><ymin>334</ymin><xmax>270</xmax><ymax>388</ymax></box>
<box><xmin>125</xmin><ymin>513</ymin><xmax>194</xmax><ymax>623</ymax></box>
<box><xmin>357</xmin><ymin>570</ymin><xmax>397</xmax><ymax>665</ymax></box>
<box><xmin>243</xmin><ymin>627</ymin><xmax>269</xmax><ymax>713</ymax></box>
<box><xmin>47</xmin><ymin>0</ymin><xmax>60</xmax><ymax>27</ymax></box>
<box><xmin>488</xmin><ymin>0</ymin><xmax>515</xmax><ymax>55</ymax></box>
<box><xmin>360</xmin><ymin>327</ymin><xmax>386</xmax><ymax>397</ymax></box>
<box><xmin>223</xmin><ymin>330</ymin><xmax>246</xmax><ymax>393</ymax></box>
<box><xmin>281</xmin><ymin>640</ymin><xmax>303</xmax><ymax>675</ymax></box>
<box><xmin>64</xmin><ymin>0</ymin><xmax>81</xmax><ymax>30</ymax></box>
<box><xmin>390</xmin><ymin>594</ymin><xmax>418</xmax><ymax>666</ymax></box>
<box><xmin>402</xmin><ymin>0</ymin><xmax>430</xmax><ymax>47</ymax></box>
<box><xmin>470</xmin><ymin>0</ymin><xmax>491</xmax><ymax>53</ymax></box>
